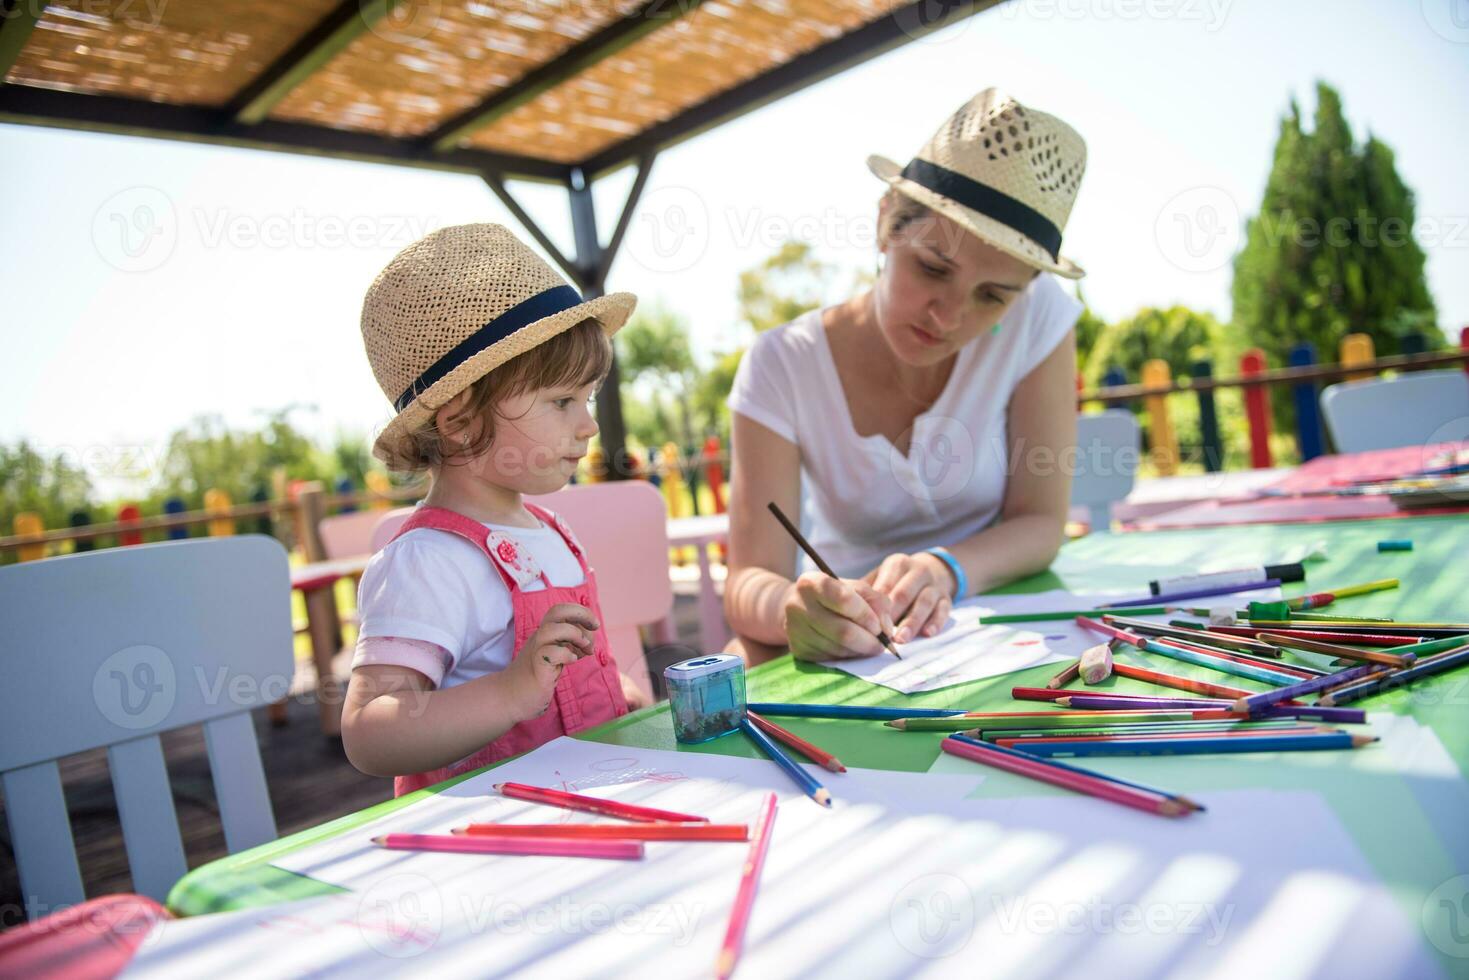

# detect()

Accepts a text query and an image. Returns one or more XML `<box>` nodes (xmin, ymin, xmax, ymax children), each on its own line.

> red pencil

<box><xmin>1109</xmin><ymin>661</ymin><xmax>1260</xmax><ymax>700</ymax></box>
<box><xmin>940</xmin><ymin>737</ymin><xmax>1190</xmax><ymax>817</ymax></box>
<box><xmin>495</xmin><ymin>782</ymin><xmax>708</xmax><ymax>824</ymax></box>
<box><xmin>746</xmin><ymin>710</ymin><xmax>846</xmax><ymax>772</ymax></box>
<box><xmin>993</xmin><ymin>726</ymin><xmax>1328</xmax><ymax>747</ymax></box>
<box><xmin>372</xmin><ymin>832</ymin><xmax>644</xmax><ymax>860</ymax></box>
<box><xmin>455</xmin><ymin>823</ymin><xmax>749</xmax><ymax>841</ymax></box>
<box><xmin>716</xmin><ymin>793</ymin><xmax>779</xmax><ymax>980</ymax></box>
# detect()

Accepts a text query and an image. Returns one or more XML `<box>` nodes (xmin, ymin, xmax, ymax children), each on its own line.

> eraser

<box><xmin>1377</xmin><ymin>540</ymin><xmax>1413</xmax><ymax>552</ymax></box>
<box><xmin>1080</xmin><ymin>642</ymin><xmax>1114</xmax><ymax>684</ymax></box>
<box><xmin>1208</xmin><ymin>606</ymin><xmax>1237</xmax><ymax>626</ymax></box>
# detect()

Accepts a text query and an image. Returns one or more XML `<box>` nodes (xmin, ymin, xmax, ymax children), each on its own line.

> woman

<box><xmin>724</xmin><ymin>88</ymin><xmax>1087</xmax><ymax>664</ymax></box>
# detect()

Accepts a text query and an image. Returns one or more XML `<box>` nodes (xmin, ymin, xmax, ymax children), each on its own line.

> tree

<box><xmin>0</xmin><ymin>441</ymin><xmax>95</xmax><ymax>562</ymax></box>
<box><xmin>616</xmin><ymin>304</ymin><xmax>699</xmax><ymax>452</ymax></box>
<box><xmin>736</xmin><ymin>241</ymin><xmax>838</xmax><ymax>334</ymax></box>
<box><xmin>1232</xmin><ymin>82</ymin><xmax>1439</xmax><ymax>383</ymax></box>
<box><xmin>1085</xmin><ymin>306</ymin><xmax>1226</xmax><ymax>391</ymax></box>
<box><xmin>1072</xmin><ymin>286</ymin><xmax>1107</xmax><ymax>379</ymax></box>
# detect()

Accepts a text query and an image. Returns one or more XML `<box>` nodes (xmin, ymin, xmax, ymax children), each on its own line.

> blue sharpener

<box><xmin>663</xmin><ymin>654</ymin><xmax>746</xmax><ymax>743</ymax></box>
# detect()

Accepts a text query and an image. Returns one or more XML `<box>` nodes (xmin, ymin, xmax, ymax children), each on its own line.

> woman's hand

<box><xmin>784</xmin><ymin>571</ymin><xmax>897</xmax><ymax>662</ymax></box>
<box><xmin>863</xmin><ymin>552</ymin><xmax>957</xmax><ymax>642</ymax></box>
<box><xmin>507</xmin><ymin>603</ymin><xmax>598</xmax><ymax>720</ymax></box>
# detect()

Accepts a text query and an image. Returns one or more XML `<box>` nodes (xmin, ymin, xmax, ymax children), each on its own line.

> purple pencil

<box><xmin>1057</xmin><ymin>694</ymin><xmax>1234</xmax><ymax>711</ymax></box>
<box><xmin>1103</xmin><ymin>579</ymin><xmax>1283</xmax><ymax>609</ymax></box>
<box><xmin>1232</xmin><ymin>662</ymin><xmax>1381</xmax><ymax>716</ymax></box>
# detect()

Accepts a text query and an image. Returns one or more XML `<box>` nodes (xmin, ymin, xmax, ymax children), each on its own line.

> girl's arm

<box><xmin>341</xmin><ymin>603</ymin><xmax>597</xmax><ymax>777</ymax></box>
<box><xmin>723</xmin><ymin>412</ymin><xmax>894</xmax><ymax>662</ymax></box>
<box><xmin>866</xmin><ymin>329</ymin><xmax>1078</xmax><ymax>636</ymax></box>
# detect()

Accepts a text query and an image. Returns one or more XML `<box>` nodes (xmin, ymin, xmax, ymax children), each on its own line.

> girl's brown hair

<box><xmin>384</xmin><ymin>317</ymin><xmax>612</xmax><ymax>473</ymax></box>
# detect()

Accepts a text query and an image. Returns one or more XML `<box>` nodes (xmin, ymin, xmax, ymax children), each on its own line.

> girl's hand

<box><xmin>863</xmin><ymin>552</ymin><xmax>957</xmax><ymax>643</ymax></box>
<box><xmin>508</xmin><ymin>603</ymin><xmax>598</xmax><ymax>721</ymax></box>
<box><xmin>784</xmin><ymin>571</ymin><xmax>897</xmax><ymax>662</ymax></box>
<box><xmin>619</xmin><ymin>673</ymin><xmax>652</xmax><ymax>712</ymax></box>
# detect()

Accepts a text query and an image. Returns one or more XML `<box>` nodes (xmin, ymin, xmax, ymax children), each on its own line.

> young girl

<box><xmin>343</xmin><ymin>223</ymin><xmax>649</xmax><ymax>796</ymax></box>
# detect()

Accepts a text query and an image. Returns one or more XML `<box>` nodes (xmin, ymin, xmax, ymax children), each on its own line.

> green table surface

<box><xmin>169</xmin><ymin>515</ymin><xmax>1469</xmax><ymax>968</ymax></box>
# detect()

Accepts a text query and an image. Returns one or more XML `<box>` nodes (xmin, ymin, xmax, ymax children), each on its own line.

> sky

<box><xmin>2</xmin><ymin>0</ymin><xmax>1467</xmax><ymax>499</ymax></box>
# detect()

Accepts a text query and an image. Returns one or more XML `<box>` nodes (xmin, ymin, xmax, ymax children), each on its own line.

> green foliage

<box><xmin>1072</xmin><ymin>287</ymin><xmax>1107</xmax><ymax>378</ymax></box>
<box><xmin>0</xmin><ymin>441</ymin><xmax>94</xmax><ymax>562</ymax></box>
<box><xmin>617</xmin><ymin>304</ymin><xmax>699</xmax><ymax>450</ymax></box>
<box><xmin>736</xmin><ymin>241</ymin><xmax>837</xmax><ymax>334</ymax></box>
<box><xmin>1232</xmin><ymin>81</ymin><xmax>1440</xmax><ymax>406</ymax></box>
<box><xmin>1084</xmin><ymin>306</ymin><xmax>1228</xmax><ymax>390</ymax></box>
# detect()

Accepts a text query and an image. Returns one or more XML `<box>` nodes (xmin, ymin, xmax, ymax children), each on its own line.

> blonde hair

<box><xmin>876</xmin><ymin>188</ymin><xmax>933</xmax><ymax>249</ymax></box>
<box><xmin>382</xmin><ymin>318</ymin><xmax>612</xmax><ymax>473</ymax></box>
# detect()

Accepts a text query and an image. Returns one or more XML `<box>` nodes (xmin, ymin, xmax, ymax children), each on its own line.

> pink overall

<box><xmin>390</xmin><ymin>504</ymin><xmax>629</xmax><ymax>797</ymax></box>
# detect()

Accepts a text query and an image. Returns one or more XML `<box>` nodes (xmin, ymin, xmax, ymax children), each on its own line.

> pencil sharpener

<box><xmin>664</xmin><ymin>655</ymin><xmax>746</xmax><ymax>744</ymax></box>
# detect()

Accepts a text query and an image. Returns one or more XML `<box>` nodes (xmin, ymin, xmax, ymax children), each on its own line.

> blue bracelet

<box><xmin>924</xmin><ymin>546</ymin><xmax>968</xmax><ymax>600</ymax></box>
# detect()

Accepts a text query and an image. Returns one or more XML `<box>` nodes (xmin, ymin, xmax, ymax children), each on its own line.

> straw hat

<box><xmin>868</xmin><ymin>88</ymin><xmax>1087</xmax><ymax>279</ymax></box>
<box><xmin>362</xmin><ymin>223</ymin><xmax>636</xmax><ymax>463</ymax></box>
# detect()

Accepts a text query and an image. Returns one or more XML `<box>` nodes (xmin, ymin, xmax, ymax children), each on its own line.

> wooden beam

<box><xmin>480</xmin><ymin>171</ymin><xmax>581</xmax><ymax>283</ymax></box>
<box><xmin>426</xmin><ymin>0</ymin><xmax>709</xmax><ymax>152</ymax></box>
<box><xmin>595</xmin><ymin>153</ymin><xmax>656</xmax><ymax>286</ymax></box>
<box><xmin>229</xmin><ymin>0</ymin><xmax>401</xmax><ymax>125</ymax></box>
<box><xmin>580</xmin><ymin>0</ymin><xmax>1001</xmax><ymax>178</ymax></box>
<box><xmin>0</xmin><ymin>85</ymin><xmax>571</xmax><ymax>182</ymax></box>
<box><xmin>0</xmin><ymin>0</ymin><xmax>49</xmax><ymax>79</ymax></box>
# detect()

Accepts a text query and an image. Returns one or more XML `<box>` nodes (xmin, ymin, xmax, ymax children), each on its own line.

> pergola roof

<box><xmin>0</xmin><ymin>0</ymin><xmax>995</xmax><ymax>182</ymax></box>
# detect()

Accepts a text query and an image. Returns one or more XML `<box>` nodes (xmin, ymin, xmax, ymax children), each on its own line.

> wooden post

<box><xmin>1191</xmin><ymin>360</ymin><xmax>1222</xmax><ymax>472</ymax></box>
<box><xmin>704</xmin><ymin>434</ymin><xmax>728</xmax><ymax>562</ymax></box>
<box><xmin>70</xmin><ymin>510</ymin><xmax>94</xmax><ymax>553</ymax></box>
<box><xmin>1340</xmin><ymin>333</ymin><xmax>1375</xmax><ymax>382</ymax></box>
<box><xmin>335</xmin><ymin>477</ymin><xmax>356</xmax><ymax>513</ymax></box>
<box><xmin>1241</xmin><ymin>349</ymin><xmax>1273</xmax><ymax>468</ymax></box>
<box><xmin>297</xmin><ymin>481</ymin><xmax>343</xmax><ymax>737</ymax></box>
<box><xmin>661</xmin><ymin>442</ymin><xmax>692</xmax><ymax>566</ymax></box>
<box><xmin>204</xmin><ymin>488</ymin><xmax>235</xmax><ymax>537</ymax></box>
<box><xmin>365</xmin><ymin>470</ymin><xmax>391</xmax><ymax>510</ymax></box>
<box><xmin>584</xmin><ymin>446</ymin><xmax>606</xmax><ymax>483</ymax></box>
<box><xmin>14</xmin><ymin>512</ymin><xmax>44</xmax><ymax>563</ymax></box>
<box><xmin>1141</xmin><ymin>359</ymin><xmax>1178</xmax><ymax>476</ymax></box>
<box><xmin>250</xmin><ymin>486</ymin><xmax>273</xmax><ymax>535</ymax></box>
<box><xmin>117</xmin><ymin>504</ymin><xmax>143</xmax><ymax>547</ymax></box>
<box><xmin>163</xmin><ymin>497</ymin><xmax>188</xmax><ymax>539</ymax></box>
<box><xmin>1289</xmin><ymin>343</ymin><xmax>1324</xmax><ymax>461</ymax></box>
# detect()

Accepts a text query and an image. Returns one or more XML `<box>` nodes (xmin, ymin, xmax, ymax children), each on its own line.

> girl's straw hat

<box><xmin>868</xmin><ymin>88</ymin><xmax>1087</xmax><ymax>279</ymax></box>
<box><xmin>362</xmin><ymin>223</ymin><xmax>636</xmax><ymax>463</ymax></box>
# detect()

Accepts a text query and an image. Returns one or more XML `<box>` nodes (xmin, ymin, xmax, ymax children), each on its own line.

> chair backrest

<box><xmin>1070</xmin><ymin>409</ymin><xmax>1141</xmax><ymax>533</ymax></box>
<box><xmin>0</xmin><ymin>536</ymin><xmax>294</xmax><ymax>909</ymax></box>
<box><xmin>368</xmin><ymin>485</ymin><xmax>673</xmax><ymax>696</ymax></box>
<box><xmin>1320</xmin><ymin>370</ymin><xmax>1469</xmax><ymax>453</ymax></box>
<box><xmin>317</xmin><ymin>509</ymin><xmax>388</xmax><ymax>559</ymax></box>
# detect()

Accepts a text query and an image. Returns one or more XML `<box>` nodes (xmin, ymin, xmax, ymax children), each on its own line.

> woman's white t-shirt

<box><xmin>351</xmin><ymin>505</ymin><xmax>586</xmax><ymax>689</ymax></box>
<box><xmin>727</xmin><ymin>273</ymin><xmax>1081</xmax><ymax>579</ymax></box>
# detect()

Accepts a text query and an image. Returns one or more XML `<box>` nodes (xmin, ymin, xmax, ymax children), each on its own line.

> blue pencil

<box><xmin>739</xmin><ymin>718</ymin><xmax>831</xmax><ymax>807</ymax></box>
<box><xmin>947</xmin><ymin>733</ymin><xmax>1205</xmax><ymax>811</ymax></box>
<box><xmin>745</xmin><ymin>702</ymin><xmax>967</xmax><ymax>720</ymax></box>
<box><xmin>1011</xmin><ymin>731</ymin><xmax>1377</xmax><ymax>758</ymax></box>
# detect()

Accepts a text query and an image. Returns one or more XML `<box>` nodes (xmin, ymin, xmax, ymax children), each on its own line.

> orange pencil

<box><xmin>746</xmin><ymin>710</ymin><xmax>847</xmax><ymax>772</ymax></box>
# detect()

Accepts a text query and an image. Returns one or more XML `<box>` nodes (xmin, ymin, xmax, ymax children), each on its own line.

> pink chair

<box><xmin>318</xmin><ymin>509</ymin><xmax>388</xmax><ymax>560</ymax></box>
<box><xmin>368</xmin><ymin>483</ymin><xmax>672</xmax><ymax>699</ymax></box>
<box><xmin>0</xmin><ymin>894</ymin><xmax>170</xmax><ymax>979</ymax></box>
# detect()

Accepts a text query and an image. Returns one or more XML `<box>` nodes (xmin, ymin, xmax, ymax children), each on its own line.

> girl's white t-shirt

<box><xmin>351</xmin><ymin>505</ymin><xmax>586</xmax><ymax>689</ymax></box>
<box><xmin>727</xmin><ymin>273</ymin><xmax>1081</xmax><ymax>579</ymax></box>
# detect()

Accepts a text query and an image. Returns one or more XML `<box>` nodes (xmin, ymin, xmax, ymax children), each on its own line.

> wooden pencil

<box><xmin>747</xmin><ymin>709</ymin><xmax>847</xmax><ymax>772</ymax></box>
<box><xmin>455</xmin><ymin>823</ymin><xmax>750</xmax><ymax>841</ymax></box>
<box><xmin>372</xmin><ymin>833</ymin><xmax>644</xmax><ymax>860</ymax></box>
<box><xmin>1046</xmin><ymin>658</ymin><xmax>1082</xmax><ymax>689</ymax></box>
<box><xmin>715</xmin><ymin>793</ymin><xmax>778</xmax><ymax>980</ymax></box>
<box><xmin>740</xmin><ymin>717</ymin><xmax>831</xmax><ymax>807</ymax></box>
<box><xmin>495</xmin><ymin>781</ymin><xmax>708</xmax><ymax>824</ymax></box>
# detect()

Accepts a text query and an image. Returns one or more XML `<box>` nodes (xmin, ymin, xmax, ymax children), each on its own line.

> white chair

<box><xmin>1070</xmin><ymin>409</ymin><xmax>1141</xmax><ymax>533</ymax></box>
<box><xmin>1320</xmin><ymin>370</ymin><xmax>1469</xmax><ymax>452</ymax></box>
<box><xmin>369</xmin><ymin>483</ymin><xmax>673</xmax><ymax>699</ymax></box>
<box><xmin>0</xmin><ymin>536</ymin><xmax>294</xmax><ymax>908</ymax></box>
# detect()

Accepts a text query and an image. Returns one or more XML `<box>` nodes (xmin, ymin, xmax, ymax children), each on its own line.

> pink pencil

<box><xmin>716</xmin><ymin>793</ymin><xmax>779</xmax><ymax>980</ymax></box>
<box><xmin>372</xmin><ymin>832</ymin><xmax>644</xmax><ymax>860</ymax></box>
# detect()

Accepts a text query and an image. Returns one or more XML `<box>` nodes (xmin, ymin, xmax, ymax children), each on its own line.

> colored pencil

<box><xmin>1204</xmin><ymin>625</ymin><xmax>1423</xmax><ymax>648</ymax></box>
<box><xmin>1247</xmin><ymin>623</ymin><xmax>1469</xmax><ymax>638</ymax></box>
<box><xmin>1190</xmin><ymin>705</ymin><xmax>1367</xmax><ymax>724</ymax></box>
<box><xmin>746</xmin><ymin>710</ymin><xmax>846</xmax><ymax>772</ymax></box>
<box><xmin>1253</xmin><ymin>632</ymin><xmax>1417</xmax><ymax>668</ymax></box>
<box><xmin>1105</xmin><ymin>616</ymin><xmax>1282</xmax><ymax>656</ymax></box>
<box><xmin>1131</xmin><ymin>637</ymin><xmax>1305</xmax><ymax>686</ymax></box>
<box><xmin>976</xmin><ymin>721</ymin><xmax>1308</xmax><ymax>740</ymax></box>
<box><xmin>1298</xmin><ymin>578</ymin><xmax>1398</xmax><ymax>603</ymax></box>
<box><xmin>1046</xmin><ymin>658</ymin><xmax>1082</xmax><ymax>688</ymax></box>
<box><xmin>1012</xmin><ymin>732</ymin><xmax>1377</xmax><ymax>758</ymax></box>
<box><xmin>1102</xmin><ymin>579</ymin><xmax>1282</xmax><ymax>608</ymax></box>
<box><xmin>1233</xmin><ymin>662</ymin><xmax>1382</xmax><ymax>716</ymax></box>
<box><xmin>456</xmin><ymin>823</ymin><xmax>750</xmax><ymax>841</ymax></box>
<box><xmin>994</xmin><ymin>726</ymin><xmax>1331</xmax><ymax>747</ymax></box>
<box><xmin>1013</xmin><ymin>686</ymin><xmax>1231</xmax><ymax>707</ymax></box>
<box><xmin>1110</xmin><ymin>661</ymin><xmax>1260</xmax><ymax>700</ymax></box>
<box><xmin>495</xmin><ymin>782</ymin><xmax>708</xmax><ymax>824</ymax></box>
<box><xmin>768</xmin><ymin>501</ymin><xmax>901</xmax><ymax>659</ymax></box>
<box><xmin>746</xmin><ymin>702</ymin><xmax>966</xmax><ymax>720</ymax></box>
<box><xmin>1319</xmin><ymin>643</ymin><xmax>1469</xmax><ymax>706</ymax></box>
<box><xmin>890</xmin><ymin>710</ymin><xmax>1202</xmax><ymax>732</ymax></box>
<box><xmin>979</xmin><ymin>606</ymin><xmax>1171</xmax><ymax>623</ymax></box>
<box><xmin>1287</xmin><ymin>612</ymin><xmax>1396</xmax><ymax>623</ymax></box>
<box><xmin>1142</xmin><ymin>638</ymin><xmax>1321</xmax><ymax>680</ymax></box>
<box><xmin>947</xmin><ymin>733</ymin><xmax>1205</xmax><ymax>811</ymax></box>
<box><xmin>940</xmin><ymin>735</ymin><xmax>1192</xmax><ymax>816</ymax></box>
<box><xmin>1057</xmin><ymin>694</ymin><xmax>1236</xmax><ymax>711</ymax></box>
<box><xmin>372</xmin><ymin>833</ymin><xmax>644</xmax><ymax>860</ymax></box>
<box><xmin>739</xmin><ymin>717</ymin><xmax>831</xmax><ymax>807</ymax></box>
<box><xmin>715</xmin><ymin>793</ymin><xmax>778</xmax><ymax>980</ymax></box>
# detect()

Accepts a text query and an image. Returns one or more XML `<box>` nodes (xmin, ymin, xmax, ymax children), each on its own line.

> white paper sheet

<box><xmin>123</xmin><ymin>737</ymin><xmax>1439</xmax><ymax>979</ymax></box>
<box><xmin>815</xmin><ymin>586</ymin><xmax>1283</xmax><ymax>693</ymax></box>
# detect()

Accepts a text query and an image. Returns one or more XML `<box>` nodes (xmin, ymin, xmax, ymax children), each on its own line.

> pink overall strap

<box><xmin>523</xmin><ymin>502</ymin><xmax>591</xmax><ymax>570</ymax></box>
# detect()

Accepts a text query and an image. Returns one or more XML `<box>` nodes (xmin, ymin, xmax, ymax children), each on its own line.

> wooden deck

<box><xmin>0</xmin><ymin>594</ymin><xmax>711</xmax><ymax>929</ymax></box>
